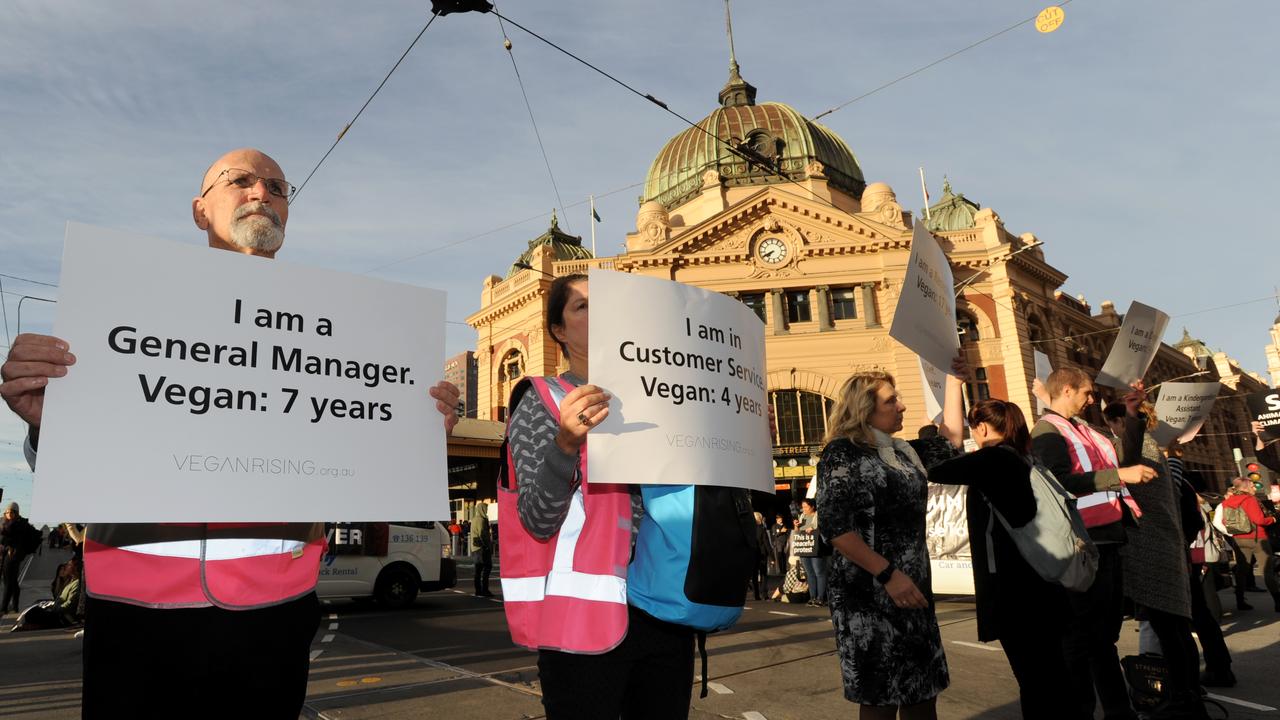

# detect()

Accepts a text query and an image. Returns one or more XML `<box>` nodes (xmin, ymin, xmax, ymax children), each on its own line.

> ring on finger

<box><xmin>577</xmin><ymin>412</ymin><xmax>591</xmax><ymax>426</ymax></box>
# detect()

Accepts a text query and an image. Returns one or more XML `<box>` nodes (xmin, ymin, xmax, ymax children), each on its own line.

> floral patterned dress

<box><xmin>816</xmin><ymin>435</ymin><xmax>956</xmax><ymax>706</ymax></box>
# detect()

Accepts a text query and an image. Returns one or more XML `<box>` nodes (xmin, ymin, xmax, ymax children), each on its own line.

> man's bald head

<box><xmin>192</xmin><ymin>148</ymin><xmax>289</xmax><ymax>258</ymax></box>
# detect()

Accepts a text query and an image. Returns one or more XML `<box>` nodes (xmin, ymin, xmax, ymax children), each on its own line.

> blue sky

<box><xmin>2</xmin><ymin>1</ymin><xmax>1277</xmax><ymax>521</ymax></box>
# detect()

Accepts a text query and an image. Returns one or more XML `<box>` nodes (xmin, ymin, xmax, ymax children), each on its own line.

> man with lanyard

<box><xmin>0</xmin><ymin>148</ymin><xmax>461</xmax><ymax>717</ymax></box>
<box><xmin>1031</xmin><ymin>367</ymin><xmax>1155</xmax><ymax>720</ymax></box>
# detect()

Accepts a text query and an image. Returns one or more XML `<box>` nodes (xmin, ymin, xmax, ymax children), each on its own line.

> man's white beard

<box><xmin>229</xmin><ymin>214</ymin><xmax>284</xmax><ymax>253</ymax></box>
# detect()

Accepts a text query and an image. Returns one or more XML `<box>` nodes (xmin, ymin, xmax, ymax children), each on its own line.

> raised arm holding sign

<box><xmin>888</xmin><ymin>222</ymin><xmax>960</xmax><ymax>375</ymax></box>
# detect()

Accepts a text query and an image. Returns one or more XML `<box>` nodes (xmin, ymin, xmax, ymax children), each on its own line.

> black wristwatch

<box><xmin>875</xmin><ymin>561</ymin><xmax>896</xmax><ymax>584</ymax></box>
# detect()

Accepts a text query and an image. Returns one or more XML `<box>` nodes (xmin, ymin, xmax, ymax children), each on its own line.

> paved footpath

<box><xmin>2</xmin><ymin>557</ymin><xmax>1278</xmax><ymax>719</ymax></box>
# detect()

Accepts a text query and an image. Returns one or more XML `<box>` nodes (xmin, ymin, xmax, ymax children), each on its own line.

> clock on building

<box><xmin>756</xmin><ymin>237</ymin><xmax>787</xmax><ymax>264</ymax></box>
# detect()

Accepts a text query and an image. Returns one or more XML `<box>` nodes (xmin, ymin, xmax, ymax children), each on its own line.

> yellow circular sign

<box><xmin>1036</xmin><ymin>6</ymin><xmax>1065</xmax><ymax>33</ymax></box>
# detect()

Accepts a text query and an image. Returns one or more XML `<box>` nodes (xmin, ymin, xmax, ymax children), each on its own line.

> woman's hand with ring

<box><xmin>884</xmin><ymin>570</ymin><xmax>928</xmax><ymax>609</ymax></box>
<box><xmin>556</xmin><ymin>384</ymin><xmax>611</xmax><ymax>455</ymax></box>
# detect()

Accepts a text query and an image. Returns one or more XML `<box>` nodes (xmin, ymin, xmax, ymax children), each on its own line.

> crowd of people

<box><xmin>1</xmin><ymin>145</ymin><xmax>1277</xmax><ymax>720</ymax></box>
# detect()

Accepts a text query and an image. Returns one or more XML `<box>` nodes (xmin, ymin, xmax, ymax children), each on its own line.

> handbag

<box><xmin>1120</xmin><ymin>654</ymin><xmax>1168</xmax><ymax>711</ymax></box>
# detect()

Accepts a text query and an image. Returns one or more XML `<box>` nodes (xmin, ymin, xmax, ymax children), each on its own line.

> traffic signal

<box><xmin>1246</xmin><ymin>462</ymin><xmax>1263</xmax><ymax>483</ymax></box>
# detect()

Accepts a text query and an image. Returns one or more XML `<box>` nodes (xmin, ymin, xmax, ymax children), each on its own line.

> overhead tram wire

<box><xmin>494</xmin><ymin>6</ymin><xmax>571</xmax><ymax>233</ymax></box>
<box><xmin>485</xmin><ymin>10</ymin><xmax>856</xmax><ymax>221</ymax></box>
<box><xmin>0</xmin><ymin>272</ymin><xmax>58</xmax><ymax>288</ymax></box>
<box><xmin>289</xmin><ymin>11</ymin><xmax>443</xmax><ymax>205</ymax></box>
<box><xmin>812</xmin><ymin>0</ymin><xmax>1075</xmax><ymax>121</ymax></box>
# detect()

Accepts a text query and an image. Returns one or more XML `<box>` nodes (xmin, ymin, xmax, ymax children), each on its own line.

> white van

<box><xmin>317</xmin><ymin>521</ymin><xmax>457</xmax><ymax>608</ymax></box>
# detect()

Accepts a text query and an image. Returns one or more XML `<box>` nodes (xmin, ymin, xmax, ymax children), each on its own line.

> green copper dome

<box><xmin>642</xmin><ymin>74</ymin><xmax>866</xmax><ymax>210</ymax></box>
<box><xmin>506</xmin><ymin>211</ymin><xmax>593</xmax><ymax>278</ymax></box>
<box><xmin>923</xmin><ymin>178</ymin><xmax>981</xmax><ymax>233</ymax></box>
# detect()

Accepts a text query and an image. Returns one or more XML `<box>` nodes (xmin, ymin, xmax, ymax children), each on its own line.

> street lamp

<box><xmin>953</xmin><ymin>240</ymin><xmax>1043</xmax><ymax>298</ymax></box>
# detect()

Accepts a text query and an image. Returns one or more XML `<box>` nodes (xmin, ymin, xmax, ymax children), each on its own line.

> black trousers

<box><xmin>82</xmin><ymin>593</ymin><xmax>320</xmax><ymax>719</ymax></box>
<box><xmin>1062</xmin><ymin>544</ymin><xmax>1135</xmax><ymax>720</ymax></box>
<box><xmin>1139</xmin><ymin>605</ymin><xmax>1201</xmax><ymax>701</ymax></box>
<box><xmin>1</xmin><ymin>553</ymin><xmax>23</xmax><ymax>613</ymax></box>
<box><xmin>474</xmin><ymin>545</ymin><xmax>493</xmax><ymax>594</ymax></box>
<box><xmin>999</xmin><ymin>621</ymin><xmax>1088</xmax><ymax>720</ymax></box>
<box><xmin>751</xmin><ymin>559</ymin><xmax>767</xmax><ymax>599</ymax></box>
<box><xmin>1188</xmin><ymin>564</ymin><xmax>1231</xmax><ymax>674</ymax></box>
<box><xmin>538</xmin><ymin>605</ymin><xmax>695</xmax><ymax>720</ymax></box>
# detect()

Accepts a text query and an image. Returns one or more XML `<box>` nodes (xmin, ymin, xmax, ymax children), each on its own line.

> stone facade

<box><xmin>464</xmin><ymin>82</ymin><xmax>1271</xmax><ymax>495</ymax></box>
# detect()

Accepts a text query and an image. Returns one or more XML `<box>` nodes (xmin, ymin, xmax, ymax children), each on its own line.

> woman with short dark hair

<box><xmin>498</xmin><ymin>273</ymin><xmax>700</xmax><ymax>719</ymax></box>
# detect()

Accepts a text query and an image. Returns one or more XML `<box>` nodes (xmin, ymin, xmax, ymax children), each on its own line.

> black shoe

<box><xmin>1236</xmin><ymin>599</ymin><xmax>1254</xmax><ymax>611</ymax></box>
<box><xmin>1200</xmin><ymin>668</ymin><xmax>1236</xmax><ymax>688</ymax></box>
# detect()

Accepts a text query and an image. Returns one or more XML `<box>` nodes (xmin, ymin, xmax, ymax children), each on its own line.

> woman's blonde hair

<box><xmin>824</xmin><ymin>370</ymin><xmax>896</xmax><ymax>446</ymax></box>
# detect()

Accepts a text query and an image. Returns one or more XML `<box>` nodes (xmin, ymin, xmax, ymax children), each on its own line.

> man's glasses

<box><xmin>200</xmin><ymin>168</ymin><xmax>295</xmax><ymax>200</ymax></box>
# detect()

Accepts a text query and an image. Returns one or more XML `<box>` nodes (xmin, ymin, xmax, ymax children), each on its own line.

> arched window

<box><xmin>957</xmin><ymin>311</ymin><xmax>980</xmax><ymax>342</ymax></box>
<box><xmin>770</xmin><ymin>390</ymin><xmax>834</xmax><ymax>446</ymax></box>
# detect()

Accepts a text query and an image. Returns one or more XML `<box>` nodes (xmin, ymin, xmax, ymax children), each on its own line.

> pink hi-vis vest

<box><xmin>1039</xmin><ymin>414</ymin><xmax>1142</xmax><ymax>528</ymax></box>
<box><xmin>498</xmin><ymin>376</ymin><xmax>632</xmax><ymax>654</ymax></box>
<box><xmin>84</xmin><ymin>522</ymin><xmax>326</xmax><ymax>609</ymax></box>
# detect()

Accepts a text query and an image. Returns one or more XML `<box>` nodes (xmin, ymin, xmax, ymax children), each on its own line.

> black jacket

<box><xmin>928</xmin><ymin>445</ymin><xmax>1069</xmax><ymax>641</ymax></box>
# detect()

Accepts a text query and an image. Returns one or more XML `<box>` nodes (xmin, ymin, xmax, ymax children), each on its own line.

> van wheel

<box><xmin>375</xmin><ymin>566</ymin><xmax>419</xmax><ymax>609</ymax></box>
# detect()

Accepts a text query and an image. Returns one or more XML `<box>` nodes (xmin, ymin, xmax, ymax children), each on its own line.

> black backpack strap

<box><xmin>697</xmin><ymin>631</ymin><xmax>709</xmax><ymax>699</ymax></box>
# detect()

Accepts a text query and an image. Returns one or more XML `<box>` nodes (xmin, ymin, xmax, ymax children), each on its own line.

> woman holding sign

<box><xmin>815</xmin><ymin>359</ymin><xmax>965</xmax><ymax>720</ymax></box>
<box><xmin>497</xmin><ymin>274</ymin><xmax>703</xmax><ymax>719</ymax></box>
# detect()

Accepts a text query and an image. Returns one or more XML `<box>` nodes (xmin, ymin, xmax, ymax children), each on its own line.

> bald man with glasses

<box><xmin>1</xmin><ymin>148</ymin><xmax>460</xmax><ymax>718</ymax></box>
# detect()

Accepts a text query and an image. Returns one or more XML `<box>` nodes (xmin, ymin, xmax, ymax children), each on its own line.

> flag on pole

<box><xmin>592</xmin><ymin>208</ymin><xmax>602</xmax><ymax>222</ymax></box>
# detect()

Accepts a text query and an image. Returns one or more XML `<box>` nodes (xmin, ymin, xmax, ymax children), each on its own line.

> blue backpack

<box><xmin>628</xmin><ymin>484</ymin><xmax>759</xmax><ymax>697</ymax></box>
<box><xmin>628</xmin><ymin>484</ymin><xmax>759</xmax><ymax>631</ymax></box>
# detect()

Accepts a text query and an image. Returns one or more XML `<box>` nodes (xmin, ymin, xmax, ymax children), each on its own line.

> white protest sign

<box><xmin>33</xmin><ymin>223</ymin><xmax>449</xmax><ymax>522</ymax></box>
<box><xmin>587</xmin><ymin>270</ymin><xmax>773</xmax><ymax>493</ymax></box>
<box><xmin>918</xmin><ymin>357</ymin><xmax>946</xmax><ymax>423</ymax></box>
<box><xmin>889</xmin><ymin>222</ymin><xmax>959</xmax><ymax>374</ymax></box>
<box><xmin>1151</xmin><ymin>381</ymin><xmax>1220</xmax><ymax>447</ymax></box>
<box><xmin>1034</xmin><ymin>350</ymin><xmax>1053</xmax><ymax>415</ymax></box>
<box><xmin>1095</xmin><ymin>301</ymin><xmax>1170</xmax><ymax>388</ymax></box>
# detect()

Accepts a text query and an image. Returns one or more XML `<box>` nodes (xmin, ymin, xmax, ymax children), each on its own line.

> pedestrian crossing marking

<box><xmin>950</xmin><ymin>641</ymin><xmax>999</xmax><ymax>652</ymax></box>
<box><xmin>707</xmin><ymin>682</ymin><xmax>733</xmax><ymax>695</ymax></box>
<box><xmin>1206</xmin><ymin>694</ymin><xmax>1277</xmax><ymax>712</ymax></box>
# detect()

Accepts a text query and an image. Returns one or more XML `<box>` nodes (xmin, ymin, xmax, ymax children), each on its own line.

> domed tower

<box><xmin>640</xmin><ymin>74</ymin><xmax>867</xmax><ymax>215</ymax></box>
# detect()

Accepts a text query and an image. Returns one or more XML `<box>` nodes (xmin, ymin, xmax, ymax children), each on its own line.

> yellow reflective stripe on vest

<box><xmin>118</xmin><ymin>538</ymin><xmax>308</xmax><ymax>560</ymax></box>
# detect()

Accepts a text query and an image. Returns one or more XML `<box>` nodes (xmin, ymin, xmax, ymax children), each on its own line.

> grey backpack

<box><xmin>987</xmin><ymin>450</ymin><xmax>1099</xmax><ymax>592</ymax></box>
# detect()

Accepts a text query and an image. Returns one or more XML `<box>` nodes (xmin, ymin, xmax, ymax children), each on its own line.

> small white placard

<box><xmin>1034</xmin><ymin>350</ymin><xmax>1053</xmax><ymax>415</ymax></box>
<box><xmin>587</xmin><ymin>270</ymin><xmax>773</xmax><ymax>493</ymax></box>
<box><xmin>1151</xmin><ymin>381</ymin><xmax>1220</xmax><ymax>447</ymax></box>
<box><xmin>919</xmin><ymin>357</ymin><xmax>947</xmax><ymax>423</ymax></box>
<box><xmin>33</xmin><ymin>223</ymin><xmax>449</xmax><ymax>522</ymax></box>
<box><xmin>1095</xmin><ymin>301</ymin><xmax>1170</xmax><ymax>388</ymax></box>
<box><xmin>889</xmin><ymin>223</ymin><xmax>959</xmax><ymax>374</ymax></box>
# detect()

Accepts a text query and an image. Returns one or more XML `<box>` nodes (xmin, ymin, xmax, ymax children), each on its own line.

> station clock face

<box><xmin>756</xmin><ymin>237</ymin><xmax>787</xmax><ymax>264</ymax></box>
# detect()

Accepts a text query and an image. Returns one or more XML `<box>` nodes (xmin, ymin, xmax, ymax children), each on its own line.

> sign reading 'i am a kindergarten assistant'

<box><xmin>33</xmin><ymin>223</ymin><xmax>449</xmax><ymax>522</ymax></box>
<box><xmin>587</xmin><ymin>270</ymin><xmax>773</xmax><ymax>493</ymax></box>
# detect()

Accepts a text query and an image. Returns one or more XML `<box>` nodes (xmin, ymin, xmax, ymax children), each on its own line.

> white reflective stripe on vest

<box><xmin>1076</xmin><ymin>490</ymin><xmax>1120</xmax><ymax>509</ymax></box>
<box><xmin>1049</xmin><ymin>416</ymin><xmax>1096</xmax><ymax>472</ymax></box>
<box><xmin>117</xmin><ymin>538</ymin><xmax>307</xmax><ymax>560</ymax></box>
<box><xmin>500</xmin><ymin>463</ymin><xmax>627</xmax><ymax>605</ymax></box>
